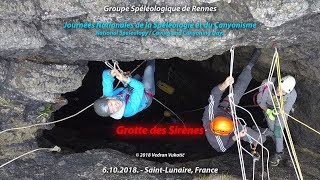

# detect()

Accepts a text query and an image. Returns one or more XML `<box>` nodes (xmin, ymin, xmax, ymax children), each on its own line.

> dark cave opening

<box><xmin>39</xmin><ymin>57</ymin><xmax>269</xmax><ymax>163</ymax></box>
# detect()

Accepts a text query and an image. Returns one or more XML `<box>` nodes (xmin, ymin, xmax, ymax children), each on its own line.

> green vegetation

<box><xmin>0</xmin><ymin>98</ymin><xmax>15</xmax><ymax>108</ymax></box>
<box><xmin>37</xmin><ymin>103</ymin><xmax>53</xmax><ymax>119</ymax></box>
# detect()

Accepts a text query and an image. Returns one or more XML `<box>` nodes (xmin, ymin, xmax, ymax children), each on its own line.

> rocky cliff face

<box><xmin>0</xmin><ymin>0</ymin><xmax>319</xmax><ymax>62</ymax></box>
<box><xmin>0</xmin><ymin>59</ymin><xmax>87</xmax><ymax>159</ymax></box>
<box><xmin>0</xmin><ymin>0</ymin><xmax>319</xmax><ymax>179</ymax></box>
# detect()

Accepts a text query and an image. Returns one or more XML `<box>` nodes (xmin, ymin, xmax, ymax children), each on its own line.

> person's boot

<box><xmin>247</xmin><ymin>48</ymin><xmax>262</xmax><ymax>69</ymax></box>
<box><xmin>270</xmin><ymin>152</ymin><xmax>284</xmax><ymax>166</ymax></box>
<box><xmin>146</xmin><ymin>59</ymin><xmax>155</xmax><ymax>72</ymax></box>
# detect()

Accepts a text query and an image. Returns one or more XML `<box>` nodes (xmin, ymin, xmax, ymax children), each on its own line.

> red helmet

<box><xmin>210</xmin><ymin>116</ymin><xmax>234</xmax><ymax>136</ymax></box>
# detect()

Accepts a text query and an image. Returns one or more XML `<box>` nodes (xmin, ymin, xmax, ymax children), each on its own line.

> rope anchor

<box><xmin>251</xmin><ymin>144</ymin><xmax>261</xmax><ymax>162</ymax></box>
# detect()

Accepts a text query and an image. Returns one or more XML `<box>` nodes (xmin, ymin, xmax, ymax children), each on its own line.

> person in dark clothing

<box><xmin>256</xmin><ymin>75</ymin><xmax>297</xmax><ymax>166</ymax></box>
<box><xmin>202</xmin><ymin>49</ymin><xmax>266</xmax><ymax>152</ymax></box>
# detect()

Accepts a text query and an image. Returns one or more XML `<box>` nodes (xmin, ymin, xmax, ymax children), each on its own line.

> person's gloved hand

<box><xmin>219</xmin><ymin>76</ymin><xmax>234</xmax><ymax>91</ymax></box>
<box><xmin>110</xmin><ymin>69</ymin><xmax>119</xmax><ymax>77</ymax></box>
<box><xmin>232</xmin><ymin>128</ymin><xmax>247</xmax><ymax>141</ymax></box>
<box><xmin>116</xmin><ymin>72</ymin><xmax>129</xmax><ymax>83</ymax></box>
<box><xmin>223</xmin><ymin>76</ymin><xmax>235</xmax><ymax>87</ymax></box>
<box><xmin>238</xmin><ymin>129</ymin><xmax>247</xmax><ymax>138</ymax></box>
<box><xmin>266</xmin><ymin>108</ymin><xmax>278</xmax><ymax>121</ymax></box>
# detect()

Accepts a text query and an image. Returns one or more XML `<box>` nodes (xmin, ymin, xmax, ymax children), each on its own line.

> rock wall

<box><xmin>0</xmin><ymin>0</ymin><xmax>319</xmax><ymax>62</ymax></box>
<box><xmin>0</xmin><ymin>58</ymin><xmax>88</xmax><ymax>159</ymax></box>
<box><xmin>0</xmin><ymin>0</ymin><xmax>319</xmax><ymax>178</ymax></box>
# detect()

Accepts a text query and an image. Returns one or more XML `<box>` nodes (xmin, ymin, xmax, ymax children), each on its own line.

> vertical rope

<box><xmin>268</xmin><ymin>84</ymin><xmax>301</xmax><ymax>179</ymax></box>
<box><xmin>265</xmin><ymin>48</ymin><xmax>302</xmax><ymax>179</ymax></box>
<box><xmin>227</xmin><ymin>46</ymin><xmax>274</xmax><ymax>179</ymax></box>
<box><xmin>234</xmin><ymin>103</ymin><xmax>270</xmax><ymax>179</ymax></box>
<box><xmin>229</xmin><ymin>45</ymin><xmax>236</xmax><ymax>78</ymax></box>
<box><xmin>268</xmin><ymin>48</ymin><xmax>278</xmax><ymax>82</ymax></box>
<box><xmin>246</xmin><ymin>133</ymin><xmax>271</xmax><ymax>180</ymax></box>
<box><xmin>113</xmin><ymin>60</ymin><xmax>147</xmax><ymax>90</ymax></box>
<box><xmin>275</xmin><ymin>54</ymin><xmax>303</xmax><ymax>179</ymax></box>
<box><xmin>228</xmin><ymin>46</ymin><xmax>247</xmax><ymax>180</ymax></box>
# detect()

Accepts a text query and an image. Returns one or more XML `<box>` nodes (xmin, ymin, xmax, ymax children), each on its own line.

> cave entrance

<box><xmin>39</xmin><ymin>55</ymin><xmax>265</xmax><ymax>163</ymax></box>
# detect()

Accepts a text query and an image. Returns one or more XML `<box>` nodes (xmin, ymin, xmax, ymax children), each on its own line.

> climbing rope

<box><xmin>105</xmin><ymin>60</ymin><xmax>148</xmax><ymax>90</ymax></box>
<box><xmin>105</xmin><ymin>60</ymin><xmax>127</xmax><ymax>90</ymax></box>
<box><xmin>114</xmin><ymin>60</ymin><xmax>147</xmax><ymax>90</ymax></box>
<box><xmin>0</xmin><ymin>146</ymin><xmax>61</xmax><ymax>169</ymax></box>
<box><xmin>241</xmin><ymin>104</ymin><xmax>259</xmax><ymax>108</ymax></box>
<box><xmin>268</xmin><ymin>48</ymin><xmax>278</xmax><ymax>82</ymax></box>
<box><xmin>257</xmin><ymin>47</ymin><xmax>302</xmax><ymax>180</ymax></box>
<box><xmin>234</xmin><ymin>102</ymin><xmax>270</xmax><ymax>179</ymax></box>
<box><xmin>230</xmin><ymin>46</ymin><xmax>317</xmax><ymax>180</ymax></box>
<box><xmin>232</xmin><ymin>101</ymin><xmax>269</xmax><ymax>179</ymax></box>
<box><xmin>229</xmin><ymin>95</ymin><xmax>247</xmax><ymax>180</ymax></box>
<box><xmin>243</xmin><ymin>48</ymin><xmax>277</xmax><ymax>97</ymax></box>
<box><xmin>239</xmin><ymin>49</ymin><xmax>319</xmax><ymax>137</ymax></box>
<box><xmin>130</xmin><ymin>60</ymin><xmax>148</xmax><ymax>75</ymax></box>
<box><xmin>240</xmin><ymin>48</ymin><xmax>277</xmax><ymax>97</ymax></box>
<box><xmin>243</xmin><ymin>83</ymin><xmax>267</xmax><ymax>96</ymax></box>
<box><xmin>104</xmin><ymin>60</ymin><xmax>124</xmax><ymax>74</ymax></box>
<box><xmin>0</xmin><ymin>60</ymin><xmax>183</xmax><ymax>134</ymax></box>
<box><xmin>229</xmin><ymin>46</ymin><xmax>270</xmax><ymax>179</ymax></box>
<box><xmin>0</xmin><ymin>103</ymin><xmax>94</xmax><ymax>135</ymax></box>
<box><xmin>232</xmin><ymin>101</ymin><xmax>320</xmax><ymax>136</ymax></box>
<box><xmin>177</xmin><ymin>107</ymin><xmax>206</xmax><ymax>115</ymax></box>
<box><xmin>227</xmin><ymin>46</ymin><xmax>247</xmax><ymax>180</ymax></box>
<box><xmin>274</xmin><ymin>51</ymin><xmax>303</xmax><ymax>179</ymax></box>
<box><xmin>267</xmin><ymin>83</ymin><xmax>302</xmax><ymax>179</ymax></box>
<box><xmin>237</xmin><ymin>47</ymin><xmax>303</xmax><ymax>180</ymax></box>
<box><xmin>106</xmin><ymin>60</ymin><xmax>186</xmax><ymax>127</ymax></box>
<box><xmin>227</xmin><ymin>46</ymin><xmax>273</xmax><ymax>180</ymax></box>
<box><xmin>246</xmin><ymin>133</ymin><xmax>270</xmax><ymax>180</ymax></box>
<box><xmin>229</xmin><ymin>47</ymin><xmax>306</xmax><ymax>180</ymax></box>
<box><xmin>0</xmin><ymin>60</ymin><xmax>150</xmax><ymax>170</ymax></box>
<box><xmin>233</xmin><ymin>124</ymin><xmax>270</xmax><ymax>180</ymax></box>
<box><xmin>285</xmin><ymin>113</ymin><xmax>320</xmax><ymax>136</ymax></box>
<box><xmin>236</xmin><ymin>118</ymin><xmax>260</xmax><ymax>163</ymax></box>
<box><xmin>152</xmin><ymin>97</ymin><xmax>186</xmax><ymax>128</ymax></box>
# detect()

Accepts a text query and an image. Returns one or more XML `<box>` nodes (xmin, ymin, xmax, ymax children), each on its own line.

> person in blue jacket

<box><xmin>94</xmin><ymin>60</ymin><xmax>155</xmax><ymax>119</ymax></box>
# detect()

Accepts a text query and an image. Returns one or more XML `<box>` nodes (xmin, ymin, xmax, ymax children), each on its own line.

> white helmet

<box><xmin>280</xmin><ymin>75</ymin><xmax>296</xmax><ymax>93</ymax></box>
